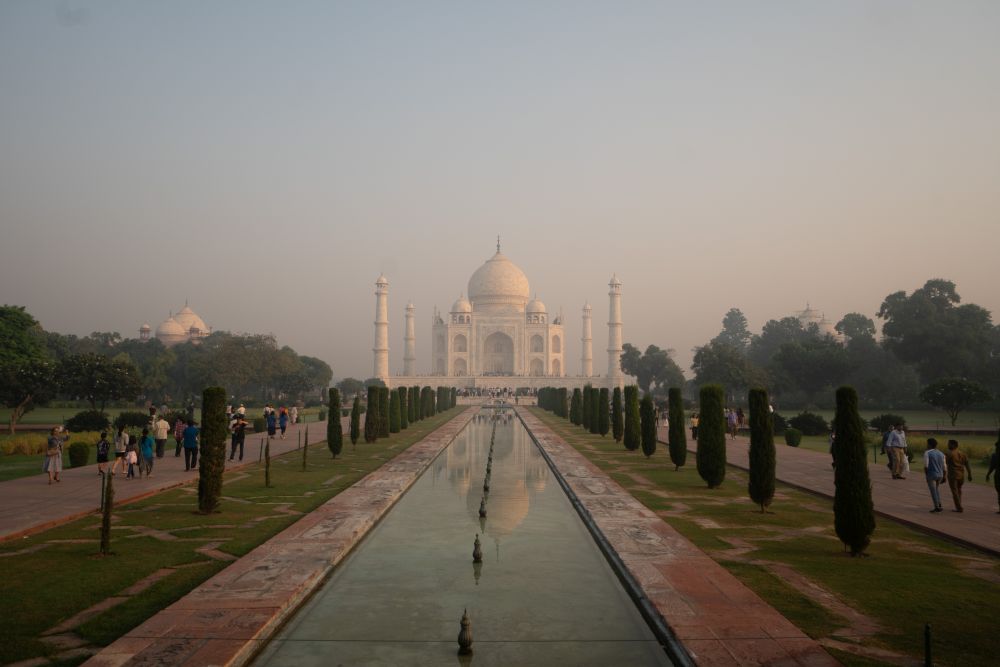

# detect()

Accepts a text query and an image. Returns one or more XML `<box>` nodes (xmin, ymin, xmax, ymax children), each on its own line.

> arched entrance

<box><xmin>453</xmin><ymin>358</ymin><xmax>468</xmax><ymax>375</ymax></box>
<box><xmin>529</xmin><ymin>358</ymin><xmax>544</xmax><ymax>376</ymax></box>
<box><xmin>552</xmin><ymin>358</ymin><xmax>561</xmax><ymax>376</ymax></box>
<box><xmin>483</xmin><ymin>331</ymin><xmax>514</xmax><ymax>375</ymax></box>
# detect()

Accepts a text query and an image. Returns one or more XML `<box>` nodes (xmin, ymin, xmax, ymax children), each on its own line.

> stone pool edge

<box><xmin>516</xmin><ymin>408</ymin><xmax>839</xmax><ymax>667</ymax></box>
<box><xmin>83</xmin><ymin>408</ymin><xmax>478</xmax><ymax>667</ymax></box>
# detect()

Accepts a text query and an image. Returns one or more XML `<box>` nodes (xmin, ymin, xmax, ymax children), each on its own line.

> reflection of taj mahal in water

<box><xmin>374</xmin><ymin>240</ymin><xmax>625</xmax><ymax>390</ymax></box>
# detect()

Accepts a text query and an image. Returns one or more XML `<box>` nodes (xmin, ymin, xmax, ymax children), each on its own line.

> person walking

<box><xmin>182</xmin><ymin>419</ymin><xmax>200</xmax><ymax>471</ymax></box>
<box><xmin>152</xmin><ymin>413</ymin><xmax>170</xmax><ymax>458</ymax></box>
<box><xmin>230</xmin><ymin>414</ymin><xmax>248</xmax><ymax>461</ymax></box>
<box><xmin>44</xmin><ymin>426</ymin><xmax>68</xmax><ymax>484</ymax></box>
<box><xmin>923</xmin><ymin>438</ymin><xmax>947</xmax><ymax>513</ymax></box>
<box><xmin>290</xmin><ymin>406</ymin><xmax>298</xmax><ymax>425</ymax></box>
<box><xmin>690</xmin><ymin>413</ymin><xmax>700</xmax><ymax>440</ymax></box>
<box><xmin>140</xmin><ymin>427</ymin><xmax>155</xmax><ymax>477</ymax></box>
<box><xmin>173</xmin><ymin>417</ymin><xmax>185</xmax><ymax>457</ymax></box>
<box><xmin>278</xmin><ymin>407</ymin><xmax>289</xmax><ymax>439</ymax></box>
<box><xmin>111</xmin><ymin>425</ymin><xmax>129</xmax><ymax>476</ymax></box>
<box><xmin>95</xmin><ymin>431</ymin><xmax>110</xmax><ymax>475</ymax></box>
<box><xmin>886</xmin><ymin>424</ymin><xmax>907</xmax><ymax>479</ymax></box>
<box><xmin>125</xmin><ymin>435</ymin><xmax>138</xmax><ymax>479</ymax></box>
<box><xmin>986</xmin><ymin>435</ymin><xmax>1000</xmax><ymax>514</ymax></box>
<box><xmin>727</xmin><ymin>409</ymin><xmax>738</xmax><ymax>440</ymax></box>
<box><xmin>266</xmin><ymin>409</ymin><xmax>277</xmax><ymax>439</ymax></box>
<box><xmin>944</xmin><ymin>439</ymin><xmax>972</xmax><ymax>512</ymax></box>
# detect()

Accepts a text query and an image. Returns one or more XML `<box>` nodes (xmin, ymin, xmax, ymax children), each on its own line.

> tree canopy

<box><xmin>919</xmin><ymin>378</ymin><xmax>992</xmax><ymax>426</ymax></box>
<box><xmin>620</xmin><ymin>343</ymin><xmax>685</xmax><ymax>395</ymax></box>
<box><xmin>711</xmin><ymin>308</ymin><xmax>752</xmax><ymax>353</ymax></box>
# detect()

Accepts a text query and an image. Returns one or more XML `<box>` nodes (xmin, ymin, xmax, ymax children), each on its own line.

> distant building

<box><xmin>794</xmin><ymin>303</ymin><xmax>842</xmax><ymax>341</ymax></box>
<box><xmin>140</xmin><ymin>302</ymin><xmax>211</xmax><ymax>347</ymax></box>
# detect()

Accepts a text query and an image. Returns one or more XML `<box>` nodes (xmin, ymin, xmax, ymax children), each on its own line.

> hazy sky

<box><xmin>2</xmin><ymin>1</ymin><xmax>998</xmax><ymax>380</ymax></box>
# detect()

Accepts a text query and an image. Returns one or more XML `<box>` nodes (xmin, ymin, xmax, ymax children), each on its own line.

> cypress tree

<box><xmin>398</xmin><ymin>387</ymin><xmax>408</xmax><ymax>430</ymax></box>
<box><xmin>350</xmin><ymin>394</ymin><xmax>360</xmax><ymax>446</ymax></box>
<box><xmin>264</xmin><ymin>437</ymin><xmax>271</xmax><ymax>487</ymax></box>
<box><xmin>100</xmin><ymin>469</ymin><xmax>114</xmax><ymax>555</ymax></box>
<box><xmin>558</xmin><ymin>388</ymin><xmax>568</xmax><ymax>419</ymax></box>
<box><xmin>389</xmin><ymin>388</ymin><xmax>401</xmax><ymax>433</ymax></box>
<box><xmin>667</xmin><ymin>387</ymin><xmax>687</xmax><ymax>470</ymax></box>
<box><xmin>420</xmin><ymin>386</ymin><xmax>430</xmax><ymax>418</ymax></box>
<box><xmin>451</xmin><ymin>387</ymin><xmax>457</xmax><ymax>409</ymax></box>
<box><xmin>612</xmin><ymin>387</ymin><xmax>624</xmax><ymax>442</ymax></box>
<box><xmin>198</xmin><ymin>386</ymin><xmax>227</xmax><ymax>513</ymax></box>
<box><xmin>582</xmin><ymin>384</ymin><xmax>592</xmax><ymax>430</ymax></box>
<box><xmin>589</xmin><ymin>387</ymin><xmax>600</xmax><ymax>434</ymax></box>
<box><xmin>623</xmin><ymin>385</ymin><xmax>640</xmax><ymax>451</ymax></box>
<box><xmin>570</xmin><ymin>388</ymin><xmax>582</xmax><ymax>425</ymax></box>
<box><xmin>832</xmin><ymin>386</ymin><xmax>876</xmax><ymax>556</ymax></box>
<box><xmin>993</xmin><ymin>430</ymin><xmax>1000</xmax><ymax>512</ymax></box>
<box><xmin>747</xmin><ymin>388</ymin><xmax>775</xmax><ymax>511</ymax></box>
<box><xmin>410</xmin><ymin>385</ymin><xmax>419</xmax><ymax>422</ymax></box>
<box><xmin>364</xmin><ymin>385</ymin><xmax>378</xmax><ymax>443</ymax></box>
<box><xmin>378</xmin><ymin>386</ymin><xmax>390</xmax><ymax>437</ymax></box>
<box><xmin>598</xmin><ymin>388</ymin><xmax>610</xmax><ymax>437</ymax></box>
<box><xmin>640</xmin><ymin>394</ymin><xmax>657</xmax><ymax>457</ymax></box>
<box><xmin>696</xmin><ymin>384</ymin><xmax>726</xmax><ymax>488</ymax></box>
<box><xmin>328</xmin><ymin>388</ymin><xmax>343</xmax><ymax>457</ymax></box>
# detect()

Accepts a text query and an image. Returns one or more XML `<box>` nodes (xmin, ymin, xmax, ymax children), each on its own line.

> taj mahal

<box><xmin>373</xmin><ymin>240</ymin><xmax>625</xmax><ymax>391</ymax></box>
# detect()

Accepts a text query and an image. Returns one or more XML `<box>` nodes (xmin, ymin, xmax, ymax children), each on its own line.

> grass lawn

<box><xmin>0</xmin><ymin>408</ymin><xmax>463</xmax><ymax>666</ymax></box>
<box><xmin>531</xmin><ymin>408</ymin><xmax>1000</xmax><ymax>667</ymax></box>
<box><xmin>780</xmin><ymin>408</ymin><xmax>999</xmax><ymax>431</ymax></box>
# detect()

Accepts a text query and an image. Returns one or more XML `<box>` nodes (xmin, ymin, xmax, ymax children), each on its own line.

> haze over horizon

<box><xmin>2</xmin><ymin>1</ymin><xmax>998</xmax><ymax>381</ymax></box>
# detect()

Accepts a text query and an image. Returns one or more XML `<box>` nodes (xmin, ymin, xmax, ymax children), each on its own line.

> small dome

<box><xmin>156</xmin><ymin>317</ymin><xmax>185</xmax><ymax>336</ymax></box>
<box><xmin>376</xmin><ymin>274</ymin><xmax>389</xmax><ymax>286</ymax></box>
<box><xmin>139</xmin><ymin>323</ymin><xmax>151</xmax><ymax>331</ymax></box>
<box><xmin>526</xmin><ymin>296</ymin><xmax>546</xmax><ymax>314</ymax></box>
<box><xmin>451</xmin><ymin>294</ymin><xmax>472</xmax><ymax>313</ymax></box>
<box><xmin>609</xmin><ymin>274</ymin><xmax>622</xmax><ymax>287</ymax></box>
<box><xmin>173</xmin><ymin>305</ymin><xmax>208</xmax><ymax>334</ymax></box>
<box><xmin>582</xmin><ymin>302</ymin><xmax>592</xmax><ymax>312</ymax></box>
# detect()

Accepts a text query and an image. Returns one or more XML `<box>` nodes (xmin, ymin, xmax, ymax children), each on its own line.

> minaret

<box><xmin>581</xmin><ymin>302</ymin><xmax>593</xmax><ymax>377</ymax></box>
<box><xmin>607</xmin><ymin>275</ymin><xmax>623</xmax><ymax>385</ymax></box>
<box><xmin>373</xmin><ymin>274</ymin><xmax>389</xmax><ymax>380</ymax></box>
<box><xmin>403</xmin><ymin>301</ymin><xmax>416</xmax><ymax>376</ymax></box>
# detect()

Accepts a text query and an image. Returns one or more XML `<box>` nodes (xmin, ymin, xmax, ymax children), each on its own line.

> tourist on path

<box><xmin>923</xmin><ymin>438</ymin><xmax>947</xmax><ymax>513</ymax></box>
<box><xmin>278</xmin><ymin>407</ymin><xmax>289</xmax><ymax>439</ymax></box>
<box><xmin>173</xmin><ymin>418</ymin><xmax>185</xmax><ymax>457</ymax></box>
<box><xmin>266</xmin><ymin>409</ymin><xmax>277</xmax><ymax>438</ymax></box>
<box><xmin>727</xmin><ymin>409</ymin><xmax>738</xmax><ymax>439</ymax></box>
<box><xmin>230</xmin><ymin>414</ymin><xmax>248</xmax><ymax>461</ymax></box>
<box><xmin>111</xmin><ymin>425</ymin><xmax>129</xmax><ymax>475</ymax></box>
<box><xmin>182</xmin><ymin>419</ymin><xmax>200</xmax><ymax>471</ymax></box>
<box><xmin>152</xmin><ymin>414</ymin><xmax>170</xmax><ymax>458</ymax></box>
<box><xmin>690</xmin><ymin>413</ymin><xmax>700</xmax><ymax>440</ymax></box>
<box><xmin>140</xmin><ymin>428</ymin><xmax>155</xmax><ymax>477</ymax></box>
<box><xmin>290</xmin><ymin>406</ymin><xmax>298</xmax><ymax>425</ymax></box>
<box><xmin>125</xmin><ymin>435</ymin><xmax>138</xmax><ymax>479</ymax></box>
<box><xmin>944</xmin><ymin>439</ymin><xmax>972</xmax><ymax>512</ymax></box>
<box><xmin>886</xmin><ymin>424</ymin><xmax>908</xmax><ymax>479</ymax></box>
<box><xmin>44</xmin><ymin>426</ymin><xmax>68</xmax><ymax>485</ymax></box>
<box><xmin>986</xmin><ymin>436</ymin><xmax>1000</xmax><ymax>513</ymax></box>
<box><xmin>95</xmin><ymin>431</ymin><xmax>110</xmax><ymax>475</ymax></box>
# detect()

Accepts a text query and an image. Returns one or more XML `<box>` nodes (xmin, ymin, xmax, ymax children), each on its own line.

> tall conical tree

<box><xmin>582</xmin><ymin>384</ymin><xmax>592</xmax><ymax>430</ymax></box>
<box><xmin>747</xmin><ymin>388</ymin><xmax>775</xmax><ymax>511</ymax></box>
<box><xmin>589</xmin><ymin>387</ymin><xmax>600</xmax><ymax>434</ymax></box>
<box><xmin>349</xmin><ymin>394</ymin><xmax>361</xmax><ymax>446</ymax></box>
<box><xmin>378</xmin><ymin>386</ymin><xmax>390</xmax><ymax>437</ymax></box>
<box><xmin>398</xmin><ymin>387</ymin><xmax>408</xmax><ymax>430</ymax></box>
<box><xmin>623</xmin><ymin>385</ymin><xmax>640</xmax><ymax>451</ymax></box>
<box><xmin>410</xmin><ymin>385</ymin><xmax>419</xmax><ymax>422</ymax></box>
<box><xmin>570</xmin><ymin>388</ymin><xmax>582</xmax><ymax>425</ymax></box>
<box><xmin>667</xmin><ymin>387</ymin><xmax>686</xmax><ymax>470</ymax></box>
<box><xmin>389</xmin><ymin>388</ymin><xmax>401</xmax><ymax>433</ymax></box>
<box><xmin>558</xmin><ymin>388</ymin><xmax>568</xmax><ymax>419</ymax></box>
<box><xmin>327</xmin><ymin>388</ymin><xmax>343</xmax><ymax>458</ymax></box>
<box><xmin>832</xmin><ymin>386</ymin><xmax>875</xmax><ymax>556</ymax></box>
<box><xmin>612</xmin><ymin>387</ymin><xmax>624</xmax><ymax>443</ymax></box>
<box><xmin>640</xmin><ymin>394</ymin><xmax>657</xmax><ymax>457</ymax></box>
<box><xmin>696</xmin><ymin>384</ymin><xmax>726</xmax><ymax>488</ymax></box>
<box><xmin>364</xmin><ymin>385</ymin><xmax>378</xmax><ymax>443</ymax></box>
<box><xmin>598</xmin><ymin>388</ymin><xmax>610</xmax><ymax>437</ymax></box>
<box><xmin>198</xmin><ymin>386</ymin><xmax>227</xmax><ymax>513</ymax></box>
<box><xmin>993</xmin><ymin>430</ymin><xmax>1000</xmax><ymax>512</ymax></box>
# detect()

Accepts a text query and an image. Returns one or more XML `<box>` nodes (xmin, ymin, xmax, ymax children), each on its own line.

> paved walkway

<box><xmin>0</xmin><ymin>418</ymin><xmax>349</xmax><ymax>541</ymax></box>
<box><xmin>523</xmin><ymin>410</ymin><xmax>836</xmax><ymax>667</ymax></box>
<box><xmin>85</xmin><ymin>409</ymin><xmax>477</xmax><ymax>667</ymax></box>
<box><xmin>657</xmin><ymin>426</ymin><xmax>1000</xmax><ymax>556</ymax></box>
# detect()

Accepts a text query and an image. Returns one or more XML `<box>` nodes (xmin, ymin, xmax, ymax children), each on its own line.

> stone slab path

<box><xmin>83</xmin><ymin>409</ymin><xmax>476</xmax><ymax>667</ymax></box>
<box><xmin>520</xmin><ymin>409</ymin><xmax>837</xmax><ymax>667</ymax></box>
<box><xmin>0</xmin><ymin>418</ymin><xmax>349</xmax><ymax>542</ymax></box>
<box><xmin>658</xmin><ymin>426</ymin><xmax>1000</xmax><ymax>556</ymax></box>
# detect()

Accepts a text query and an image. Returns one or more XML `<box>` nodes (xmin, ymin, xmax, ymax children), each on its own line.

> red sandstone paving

<box><xmin>83</xmin><ymin>410</ymin><xmax>477</xmax><ymax>667</ymax></box>
<box><xmin>520</xmin><ymin>409</ymin><xmax>837</xmax><ymax>667</ymax></box>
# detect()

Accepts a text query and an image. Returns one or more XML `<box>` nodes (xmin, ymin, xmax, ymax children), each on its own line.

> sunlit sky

<box><xmin>2</xmin><ymin>1</ymin><xmax>998</xmax><ymax>380</ymax></box>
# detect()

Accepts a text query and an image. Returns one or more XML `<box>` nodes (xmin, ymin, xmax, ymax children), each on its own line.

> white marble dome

<box><xmin>173</xmin><ymin>305</ymin><xmax>208</xmax><ymax>334</ymax></box>
<box><xmin>451</xmin><ymin>295</ymin><xmax>472</xmax><ymax>313</ymax></box>
<box><xmin>467</xmin><ymin>250</ymin><xmax>530</xmax><ymax>309</ymax></box>
<box><xmin>526</xmin><ymin>296</ymin><xmax>546</xmax><ymax>314</ymax></box>
<box><xmin>155</xmin><ymin>317</ymin><xmax>187</xmax><ymax>346</ymax></box>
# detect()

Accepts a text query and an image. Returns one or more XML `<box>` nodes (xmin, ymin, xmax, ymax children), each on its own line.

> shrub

<box><xmin>788</xmin><ymin>411</ymin><xmax>828</xmax><ymax>436</ymax></box>
<box><xmin>667</xmin><ymin>387</ymin><xmax>686</xmax><ymax>470</ymax></box>
<box><xmin>832</xmin><ymin>386</ymin><xmax>875</xmax><ymax>556</ymax></box>
<box><xmin>869</xmin><ymin>413</ymin><xmax>905</xmax><ymax>433</ymax></box>
<box><xmin>598</xmin><ymin>388</ymin><xmax>610</xmax><ymax>437</ymax></box>
<box><xmin>696</xmin><ymin>384</ymin><xmax>726</xmax><ymax>488</ymax></box>
<box><xmin>0</xmin><ymin>432</ymin><xmax>49</xmax><ymax>455</ymax></box>
<box><xmin>398</xmin><ymin>387</ymin><xmax>408</xmax><ymax>430</ymax></box>
<box><xmin>113</xmin><ymin>411</ymin><xmax>150</xmax><ymax>431</ymax></box>
<box><xmin>748</xmin><ymin>388</ymin><xmax>775</xmax><ymax>512</ymax></box>
<box><xmin>364</xmin><ymin>386</ymin><xmax>378</xmax><ymax>443</ymax></box>
<box><xmin>623</xmin><ymin>385</ymin><xmax>640</xmax><ymax>451</ymax></box>
<box><xmin>67</xmin><ymin>442</ymin><xmax>90</xmax><ymax>468</ymax></box>
<box><xmin>589</xmin><ymin>387</ymin><xmax>601</xmax><ymax>435</ymax></box>
<box><xmin>612</xmin><ymin>387</ymin><xmax>624</xmax><ymax>442</ymax></box>
<box><xmin>389</xmin><ymin>389</ymin><xmax>401</xmax><ymax>434</ymax></box>
<box><xmin>640</xmin><ymin>395</ymin><xmax>657</xmax><ymax>457</ymax></box>
<box><xmin>350</xmin><ymin>394</ymin><xmax>361</xmax><ymax>445</ymax></box>
<box><xmin>65</xmin><ymin>410</ymin><xmax>110</xmax><ymax>433</ymax></box>
<box><xmin>784</xmin><ymin>428</ymin><xmax>802</xmax><ymax>447</ymax></box>
<box><xmin>570</xmin><ymin>389</ymin><xmax>582</xmax><ymax>425</ymax></box>
<box><xmin>198</xmin><ymin>387</ymin><xmax>227</xmax><ymax>514</ymax></box>
<box><xmin>771</xmin><ymin>411</ymin><xmax>787</xmax><ymax>435</ymax></box>
<box><xmin>252</xmin><ymin>417</ymin><xmax>265</xmax><ymax>433</ymax></box>
<box><xmin>317</xmin><ymin>409</ymin><xmax>327</xmax><ymax>422</ymax></box>
<box><xmin>582</xmin><ymin>385</ymin><xmax>592</xmax><ymax>431</ymax></box>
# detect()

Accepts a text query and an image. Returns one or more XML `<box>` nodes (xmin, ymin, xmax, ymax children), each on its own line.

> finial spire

<box><xmin>496</xmin><ymin>235</ymin><xmax>501</xmax><ymax>253</ymax></box>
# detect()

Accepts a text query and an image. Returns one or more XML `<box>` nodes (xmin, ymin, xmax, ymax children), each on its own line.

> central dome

<box><xmin>467</xmin><ymin>250</ymin><xmax>530</xmax><ymax>309</ymax></box>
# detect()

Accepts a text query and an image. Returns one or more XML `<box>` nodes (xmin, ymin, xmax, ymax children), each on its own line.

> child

<box><xmin>126</xmin><ymin>435</ymin><xmax>138</xmax><ymax>479</ymax></box>
<box><xmin>96</xmin><ymin>431</ymin><xmax>110</xmax><ymax>475</ymax></box>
